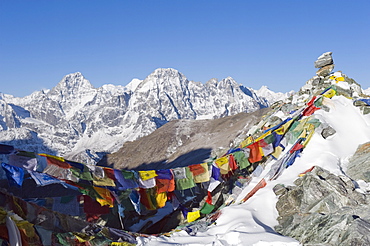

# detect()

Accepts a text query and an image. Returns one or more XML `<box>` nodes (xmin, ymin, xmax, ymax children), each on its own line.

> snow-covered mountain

<box><xmin>0</xmin><ymin>68</ymin><xmax>286</xmax><ymax>164</ymax></box>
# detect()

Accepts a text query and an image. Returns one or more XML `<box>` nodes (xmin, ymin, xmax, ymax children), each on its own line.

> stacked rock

<box><xmin>314</xmin><ymin>52</ymin><xmax>334</xmax><ymax>77</ymax></box>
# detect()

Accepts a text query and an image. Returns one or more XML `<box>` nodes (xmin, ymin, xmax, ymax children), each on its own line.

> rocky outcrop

<box><xmin>346</xmin><ymin>142</ymin><xmax>370</xmax><ymax>182</ymax></box>
<box><xmin>274</xmin><ymin>166</ymin><xmax>370</xmax><ymax>245</ymax></box>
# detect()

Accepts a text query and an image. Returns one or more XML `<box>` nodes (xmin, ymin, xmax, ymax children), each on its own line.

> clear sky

<box><xmin>1</xmin><ymin>0</ymin><xmax>369</xmax><ymax>97</ymax></box>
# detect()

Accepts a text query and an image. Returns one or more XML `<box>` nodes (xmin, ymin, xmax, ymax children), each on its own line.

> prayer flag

<box><xmin>187</xmin><ymin>210</ymin><xmax>200</xmax><ymax>223</ymax></box>
<box><xmin>138</xmin><ymin>170</ymin><xmax>157</xmax><ymax>181</ymax></box>
<box><xmin>1</xmin><ymin>162</ymin><xmax>24</xmax><ymax>187</ymax></box>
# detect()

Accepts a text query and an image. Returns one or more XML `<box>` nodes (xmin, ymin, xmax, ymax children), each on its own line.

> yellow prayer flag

<box><xmin>272</xmin><ymin>146</ymin><xmax>284</xmax><ymax>159</ymax></box>
<box><xmin>215</xmin><ymin>156</ymin><xmax>229</xmax><ymax>168</ymax></box>
<box><xmin>298</xmin><ymin>129</ymin><xmax>307</xmax><ymax>139</ymax></box>
<box><xmin>187</xmin><ymin>210</ymin><xmax>201</xmax><ymax>223</ymax></box>
<box><xmin>94</xmin><ymin>186</ymin><xmax>114</xmax><ymax>207</ymax></box>
<box><xmin>138</xmin><ymin>170</ymin><xmax>157</xmax><ymax>181</ymax></box>
<box><xmin>239</xmin><ymin>136</ymin><xmax>254</xmax><ymax>148</ymax></box>
<box><xmin>322</xmin><ymin>89</ymin><xmax>336</xmax><ymax>99</ymax></box>
<box><xmin>155</xmin><ymin>192</ymin><xmax>167</xmax><ymax>208</ymax></box>
<box><xmin>336</xmin><ymin>76</ymin><xmax>345</xmax><ymax>82</ymax></box>
<box><xmin>93</xmin><ymin>175</ymin><xmax>116</xmax><ymax>187</ymax></box>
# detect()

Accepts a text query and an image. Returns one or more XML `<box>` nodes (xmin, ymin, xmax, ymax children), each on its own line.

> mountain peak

<box><xmin>150</xmin><ymin>68</ymin><xmax>183</xmax><ymax>78</ymax></box>
<box><xmin>49</xmin><ymin>72</ymin><xmax>94</xmax><ymax>96</ymax></box>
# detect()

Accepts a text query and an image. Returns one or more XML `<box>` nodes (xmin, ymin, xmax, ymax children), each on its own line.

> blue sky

<box><xmin>1</xmin><ymin>1</ymin><xmax>369</xmax><ymax>97</ymax></box>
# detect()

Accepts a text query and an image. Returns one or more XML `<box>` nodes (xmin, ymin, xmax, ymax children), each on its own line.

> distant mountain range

<box><xmin>0</xmin><ymin>68</ymin><xmax>290</xmax><ymax>164</ymax></box>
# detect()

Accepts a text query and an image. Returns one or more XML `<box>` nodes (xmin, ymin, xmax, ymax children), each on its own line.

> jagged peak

<box><xmin>50</xmin><ymin>72</ymin><xmax>94</xmax><ymax>95</ymax></box>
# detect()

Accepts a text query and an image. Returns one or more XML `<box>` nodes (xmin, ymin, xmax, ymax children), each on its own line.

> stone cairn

<box><xmin>314</xmin><ymin>51</ymin><xmax>334</xmax><ymax>77</ymax></box>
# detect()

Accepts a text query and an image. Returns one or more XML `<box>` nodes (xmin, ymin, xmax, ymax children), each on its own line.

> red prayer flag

<box><xmin>302</xmin><ymin>104</ymin><xmax>320</xmax><ymax>116</ymax></box>
<box><xmin>103</xmin><ymin>167</ymin><xmax>116</xmax><ymax>180</ymax></box>
<box><xmin>156</xmin><ymin>178</ymin><xmax>175</xmax><ymax>193</ymax></box>
<box><xmin>241</xmin><ymin>178</ymin><xmax>267</xmax><ymax>203</ymax></box>
<box><xmin>247</xmin><ymin>142</ymin><xmax>263</xmax><ymax>163</ymax></box>
<box><xmin>189</xmin><ymin>164</ymin><xmax>206</xmax><ymax>176</ymax></box>
<box><xmin>206</xmin><ymin>191</ymin><xmax>213</xmax><ymax>205</ymax></box>
<box><xmin>228</xmin><ymin>154</ymin><xmax>238</xmax><ymax>171</ymax></box>
<box><xmin>290</xmin><ymin>143</ymin><xmax>305</xmax><ymax>154</ymax></box>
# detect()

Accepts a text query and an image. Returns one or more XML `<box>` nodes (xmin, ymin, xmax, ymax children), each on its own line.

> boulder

<box><xmin>314</xmin><ymin>52</ymin><xmax>333</xmax><ymax>68</ymax></box>
<box><xmin>274</xmin><ymin>166</ymin><xmax>370</xmax><ymax>245</ymax></box>
<box><xmin>316</xmin><ymin>64</ymin><xmax>335</xmax><ymax>77</ymax></box>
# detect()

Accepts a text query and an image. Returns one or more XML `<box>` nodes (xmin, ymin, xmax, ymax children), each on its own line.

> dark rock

<box><xmin>321</xmin><ymin>125</ymin><xmax>336</xmax><ymax>139</ymax></box>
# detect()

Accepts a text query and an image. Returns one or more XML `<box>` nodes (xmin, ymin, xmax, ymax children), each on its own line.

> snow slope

<box><xmin>137</xmin><ymin>95</ymin><xmax>370</xmax><ymax>246</ymax></box>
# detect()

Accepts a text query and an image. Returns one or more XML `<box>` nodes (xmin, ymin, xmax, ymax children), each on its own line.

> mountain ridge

<box><xmin>0</xmin><ymin>68</ymin><xmax>288</xmax><ymax>164</ymax></box>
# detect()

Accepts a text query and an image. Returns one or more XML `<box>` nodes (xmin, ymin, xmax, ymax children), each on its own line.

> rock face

<box><xmin>0</xmin><ymin>69</ymin><xmax>287</xmax><ymax>164</ymax></box>
<box><xmin>274</xmin><ymin>166</ymin><xmax>370</xmax><ymax>245</ymax></box>
<box><xmin>346</xmin><ymin>142</ymin><xmax>370</xmax><ymax>182</ymax></box>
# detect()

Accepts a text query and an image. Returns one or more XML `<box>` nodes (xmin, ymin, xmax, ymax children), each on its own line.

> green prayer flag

<box><xmin>175</xmin><ymin>167</ymin><xmax>195</xmax><ymax>190</ymax></box>
<box><xmin>233</xmin><ymin>151</ymin><xmax>251</xmax><ymax>169</ymax></box>
<box><xmin>200</xmin><ymin>202</ymin><xmax>215</xmax><ymax>214</ymax></box>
